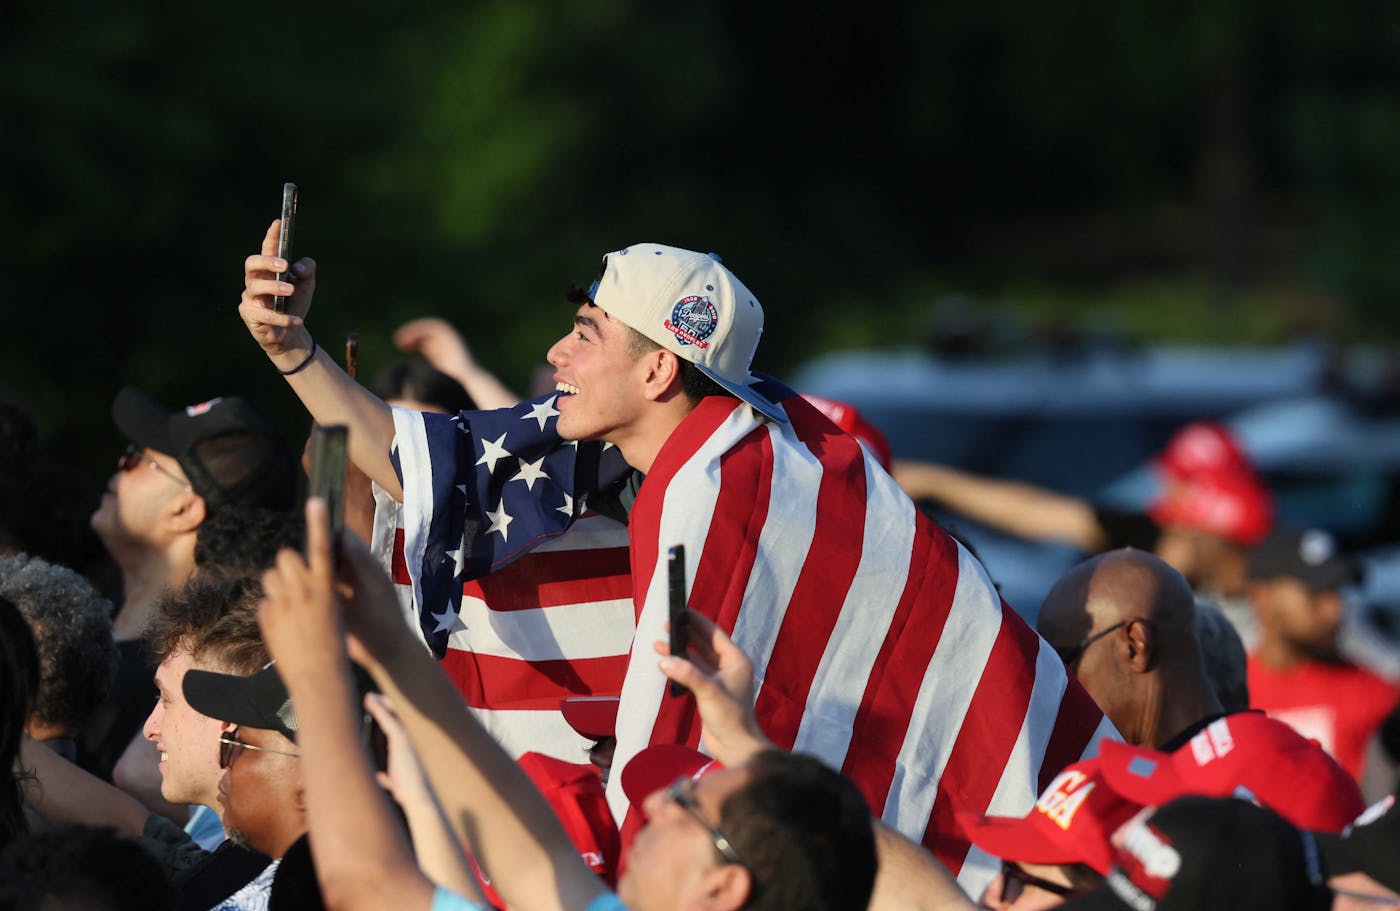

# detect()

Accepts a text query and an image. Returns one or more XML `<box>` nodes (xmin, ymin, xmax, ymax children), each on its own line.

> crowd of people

<box><xmin>0</xmin><ymin>220</ymin><xmax>1396</xmax><ymax>911</ymax></box>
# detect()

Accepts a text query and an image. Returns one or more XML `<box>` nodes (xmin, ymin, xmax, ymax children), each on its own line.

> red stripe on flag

<box><xmin>629</xmin><ymin>397</ymin><xmax>741</xmax><ymax>623</ymax></box>
<box><xmin>921</xmin><ymin>607</ymin><xmax>1042</xmax><ymax>873</ymax></box>
<box><xmin>473</xmin><ymin>546</ymin><xmax>632</xmax><ymax>612</ymax></box>
<box><xmin>391</xmin><ymin>527</ymin><xmax>411</xmax><ymax>586</ymax></box>
<box><xmin>754</xmin><ymin>404</ymin><xmax>868</xmax><ymax>750</ymax></box>
<box><xmin>441</xmin><ymin>650</ymin><xmax>630</xmax><ymax>711</ymax></box>
<box><xmin>649</xmin><ymin>425</ymin><xmax>775</xmax><ymax>751</ymax></box>
<box><xmin>839</xmin><ymin>516</ymin><xmax>955</xmax><ymax>806</ymax></box>
<box><xmin>1036</xmin><ymin>675</ymin><xmax>1107</xmax><ymax>794</ymax></box>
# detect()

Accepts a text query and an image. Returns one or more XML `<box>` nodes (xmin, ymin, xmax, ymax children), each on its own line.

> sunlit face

<box><xmin>618</xmin><ymin>765</ymin><xmax>752</xmax><ymax>911</ymax></box>
<box><xmin>978</xmin><ymin>861</ymin><xmax>1078</xmax><ymax>911</ymax></box>
<box><xmin>91</xmin><ymin>445</ymin><xmax>192</xmax><ymax>552</ymax></box>
<box><xmin>142</xmin><ymin>648</ymin><xmax>228</xmax><ymax>809</ymax></box>
<box><xmin>545</xmin><ymin>303</ymin><xmax>651</xmax><ymax>443</ymax></box>
<box><xmin>219</xmin><ymin>725</ymin><xmax>304</xmax><ymax>859</ymax></box>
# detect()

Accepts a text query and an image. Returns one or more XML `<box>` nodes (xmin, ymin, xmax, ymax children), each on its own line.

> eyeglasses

<box><xmin>665</xmin><ymin>776</ymin><xmax>744</xmax><ymax>866</ymax></box>
<box><xmin>218</xmin><ymin>732</ymin><xmax>300</xmax><ymax>769</ymax></box>
<box><xmin>1000</xmin><ymin>860</ymin><xmax>1077</xmax><ymax>902</ymax></box>
<box><xmin>119</xmin><ymin>444</ymin><xmax>192</xmax><ymax>491</ymax></box>
<box><xmin>1053</xmin><ymin>619</ymin><xmax>1151</xmax><ymax>670</ymax></box>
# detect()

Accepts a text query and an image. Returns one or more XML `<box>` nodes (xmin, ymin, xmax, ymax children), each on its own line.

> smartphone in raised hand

<box><xmin>668</xmin><ymin>544</ymin><xmax>690</xmax><ymax>697</ymax></box>
<box><xmin>272</xmin><ymin>182</ymin><xmax>298</xmax><ymax>313</ymax></box>
<box><xmin>308</xmin><ymin>424</ymin><xmax>348</xmax><ymax>562</ymax></box>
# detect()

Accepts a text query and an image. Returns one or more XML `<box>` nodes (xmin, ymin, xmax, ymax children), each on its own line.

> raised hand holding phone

<box><xmin>308</xmin><ymin>425</ymin><xmax>348</xmax><ymax>564</ymax></box>
<box><xmin>272</xmin><ymin>182</ymin><xmax>298</xmax><ymax>313</ymax></box>
<box><xmin>667</xmin><ymin>545</ymin><xmax>690</xmax><ymax>697</ymax></box>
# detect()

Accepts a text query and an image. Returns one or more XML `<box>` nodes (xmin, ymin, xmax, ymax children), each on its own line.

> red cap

<box><xmin>620</xmin><ymin>743</ymin><xmax>724</xmax><ymax>812</ymax></box>
<box><xmin>560</xmin><ymin>695</ymin><xmax>620</xmax><ymax>740</ymax></box>
<box><xmin>1156</xmin><ymin>422</ymin><xmax>1252</xmax><ymax>483</ymax></box>
<box><xmin>519</xmin><ymin>752</ymin><xmax>621</xmax><ymax>882</ymax></box>
<box><xmin>1147</xmin><ymin>473</ymin><xmax>1273</xmax><ymax>546</ymax></box>
<box><xmin>957</xmin><ymin>758</ymin><xmax>1144</xmax><ymax>875</ymax></box>
<box><xmin>1096</xmin><ymin>713</ymin><xmax>1365</xmax><ymax>833</ymax></box>
<box><xmin>800</xmin><ymin>394</ymin><xmax>893</xmax><ymax>471</ymax></box>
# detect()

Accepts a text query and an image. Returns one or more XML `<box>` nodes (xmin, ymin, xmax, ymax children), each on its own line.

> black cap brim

<box><xmin>183</xmin><ymin>663</ymin><xmax>298</xmax><ymax>741</ymax></box>
<box><xmin>112</xmin><ymin>387</ymin><xmax>176</xmax><ymax>455</ymax></box>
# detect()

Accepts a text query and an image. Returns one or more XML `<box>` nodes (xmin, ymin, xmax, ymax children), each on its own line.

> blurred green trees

<box><xmin>3</xmin><ymin>0</ymin><xmax>1400</xmax><ymax>481</ymax></box>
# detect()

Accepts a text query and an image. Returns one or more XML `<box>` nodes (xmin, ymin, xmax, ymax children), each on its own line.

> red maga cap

<box><xmin>560</xmin><ymin>695</ymin><xmax>621</xmax><ymax>740</ymax></box>
<box><xmin>620</xmin><ymin>743</ymin><xmax>724</xmax><ymax>812</ymax></box>
<box><xmin>1147</xmin><ymin>473</ymin><xmax>1273</xmax><ymax>546</ymax></box>
<box><xmin>1096</xmin><ymin>713</ymin><xmax>1365</xmax><ymax>833</ymax></box>
<box><xmin>958</xmin><ymin>758</ymin><xmax>1144</xmax><ymax>875</ymax></box>
<box><xmin>1156</xmin><ymin>421</ymin><xmax>1253</xmax><ymax>483</ymax></box>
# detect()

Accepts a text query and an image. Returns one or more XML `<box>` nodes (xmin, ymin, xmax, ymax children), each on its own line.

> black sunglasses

<box><xmin>1001</xmin><ymin>860</ymin><xmax>1077</xmax><ymax>902</ymax></box>
<box><xmin>218</xmin><ymin>731</ymin><xmax>300</xmax><ymax>769</ymax></box>
<box><xmin>1052</xmin><ymin>621</ymin><xmax>1136</xmax><ymax>668</ymax></box>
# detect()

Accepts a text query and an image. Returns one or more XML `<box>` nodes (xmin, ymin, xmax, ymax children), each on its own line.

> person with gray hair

<box><xmin>0</xmin><ymin>554</ymin><xmax>117</xmax><ymax>761</ymax></box>
<box><xmin>1194</xmin><ymin>595</ymin><xmax>1250</xmax><ymax>713</ymax></box>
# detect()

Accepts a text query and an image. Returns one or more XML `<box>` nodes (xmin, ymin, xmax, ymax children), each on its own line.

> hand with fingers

<box><xmin>257</xmin><ymin>498</ymin><xmax>346</xmax><ymax>682</ymax></box>
<box><xmin>239</xmin><ymin>218</ymin><xmax>319</xmax><ymax>364</ymax></box>
<box><xmin>655</xmin><ymin>609</ymin><xmax>774</xmax><ymax>766</ymax></box>
<box><xmin>393</xmin><ymin>318</ymin><xmax>475</xmax><ymax>377</ymax></box>
<box><xmin>363</xmin><ymin>693</ymin><xmax>431</xmax><ymax>806</ymax></box>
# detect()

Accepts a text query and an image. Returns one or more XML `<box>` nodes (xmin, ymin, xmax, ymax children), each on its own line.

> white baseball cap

<box><xmin>587</xmin><ymin>243</ymin><xmax>787</xmax><ymax>424</ymax></box>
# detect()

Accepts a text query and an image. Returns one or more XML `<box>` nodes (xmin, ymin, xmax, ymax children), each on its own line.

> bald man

<box><xmin>1036</xmin><ymin>548</ymin><xmax>1227</xmax><ymax>749</ymax></box>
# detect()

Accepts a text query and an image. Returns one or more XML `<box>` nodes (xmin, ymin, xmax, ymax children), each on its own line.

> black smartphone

<box><xmin>272</xmin><ymin>182</ymin><xmax>298</xmax><ymax>313</ymax></box>
<box><xmin>667</xmin><ymin>544</ymin><xmax>689</xmax><ymax>697</ymax></box>
<box><xmin>308</xmin><ymin>424</ymin><xmax>348</xmax><ymax>560</ymax></box>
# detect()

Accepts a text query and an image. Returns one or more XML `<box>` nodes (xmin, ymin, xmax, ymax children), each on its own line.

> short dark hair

<box><xmin>0</xmin><ymin>554</ymin><xmax>116</xmax><ymax>735</ymax></box>
<box><xmin>373</xmin><ymin>361</ymin><xmax>477</xmax><ymax>414</ymax></box>
<box><xmin>0</xmin><ymin>824</ymin><xmax>174</xmax><ymax>911</ymax></box>
<box><xmin>193</xmin><ymin>505</ymin><xmax>304</xmax><ymax>578</ymax></box>
<box><xmin>718</xmin><ymin>751</ymin><xmax>876</xmax><ymax>911</ymax></box>
<box><xmin>621</xmin><ymin>324</ymin><xmax>734</xmax><ymax>405</ymax></box>
<box><xmin>143</xmin><ymin>575</ymin><xmax>268</xmax><ymax>674</ymax></box>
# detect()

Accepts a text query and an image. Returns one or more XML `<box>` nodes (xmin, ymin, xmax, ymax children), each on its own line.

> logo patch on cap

<box><xmin>186</xmin><ymin>398</ymin><xmax>223</xmax><ymax>417</ymax></box>
<box><xmin>664</xmin><ymin>296</ymin><xmax>718</xmax><ymax>350</ymax></box>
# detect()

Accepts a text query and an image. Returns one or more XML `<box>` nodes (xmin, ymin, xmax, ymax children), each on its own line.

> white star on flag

<box><xmin>557</xmin><ymin>492</ymin><xmax>574</xmax><ymax>517</ymax></box>
<box><xmin>521</xmin><ymin>395</ymin><xmax>560</xmax><ymax>431</ymax></box>
<box><xmin>445</xmin><ymin>546</ymin><xmax>465</xmax><ymax>575</ymax></box>
<box><xmin>430</xmin><ymin>606</ymin><xmax>467</xmax><ymax>634</ymax></box>
<box><xmin>511</xmin><ymin>457</ymin><xmax>549</xmax><ymax>491</ymax></box>
<box><xmin>485</xmin><ymin>501</ymin><xmax>513</xmax><ymax>541</ymax></box>
<box><xmin>475</xmin><ymin>433</ymin><xmax>512</xmax><ymax>473</ymax></box>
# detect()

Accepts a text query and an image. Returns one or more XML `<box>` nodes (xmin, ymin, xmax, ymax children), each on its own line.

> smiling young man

<box><xmin>239</xmin><ymin>231</ymin><xmax>1108</xmax><ymax>891</ymax></box>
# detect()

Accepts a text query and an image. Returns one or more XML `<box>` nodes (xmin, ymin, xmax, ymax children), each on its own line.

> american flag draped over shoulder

<box><xmin>385</xmin><ymin>398</ymin><xmax>636</xmax><ymax>760</ymax></box>
<box><xmin>390</xmin><ymin>389</ymin><xmax>1114</xmax><ymax>893</ymax></box>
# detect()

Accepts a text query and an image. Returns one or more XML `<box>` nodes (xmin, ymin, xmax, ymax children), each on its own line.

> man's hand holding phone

<box><xmin>239</xmin><ymin>184</ymin><xmax>318</xmax><ymax>368</ymax></box>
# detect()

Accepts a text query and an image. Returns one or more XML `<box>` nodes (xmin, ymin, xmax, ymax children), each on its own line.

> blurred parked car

<box><xmin>795</xmin><ymin>343</ymin><xmax>1400</xmax><ymax>619</ymax></box>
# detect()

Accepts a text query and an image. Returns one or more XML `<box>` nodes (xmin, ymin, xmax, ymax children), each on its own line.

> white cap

<box><xmin>588</xmin><ymin>243</ymin><xmax>786</xmax><ymax>423</ymax></box>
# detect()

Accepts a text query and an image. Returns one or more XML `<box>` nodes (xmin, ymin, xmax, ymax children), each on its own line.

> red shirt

<box><xmin>1247</xmin><ymin>654</ymin><xmax>1400</xmax><ymax>782</ymax></box>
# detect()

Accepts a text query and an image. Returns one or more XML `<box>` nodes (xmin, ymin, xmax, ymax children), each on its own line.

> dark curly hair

<box><xmin>193</xmin><ymin>504</ymin><xmax>305</xmax><ymax>579</ymax></box>
<box><xmin>0</xmin><ymin>554</ymin><xmax>117</xmax><ymax>735</ymax></box>
<box><xmin>0</xmin><ymin>824</ymin><xmax>174</xmax><ymax>911</ymax></box>
<box><xmin>0</xmin><ymin>597</ymin><xmax>40</xmax><ymax>850</ymax></box>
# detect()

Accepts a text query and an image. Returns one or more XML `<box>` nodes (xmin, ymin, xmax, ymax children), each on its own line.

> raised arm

<box><xmin>238</xmin><ymin>220</ymin><xmax>402</xmax><ymax>500</ymax></box>
<box><xmin>393</xmin><ymin>317</ymin><xmax>521</xmax><ymax>410</ymax></box>
<box><xmin>260</xmin><ymin>501</ymin><xmax>605</xmax><ymax>911</ymax></box>
<box><xmin>658</xmin><ymin>610</ymin><xmax>978</xmax><ymax>911</ymax></box>
<box><xmin>892</xmin><ymin>459</ymin><xmax>1108</xmax><ymax>552</ymax></box>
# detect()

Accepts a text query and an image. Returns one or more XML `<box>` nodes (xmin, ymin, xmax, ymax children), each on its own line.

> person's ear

<box><xmin>167</xmin><ymin>491</ymin><xmax>207</xmax><ymax>534</ymax></box>
<box><xmin>1125</xmin><ymin>617</ymin><xmax>1155</xmax><ymax>673</ymax></box>
<box><xmin>697</xmin><ymin>862</ymin><xmax>751</xmax><ymax>911</ymax></box>
<box><xmin>640</xmin><ymin>349</ymin><xmax>684</xmax><ymax>403</ymax></box>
